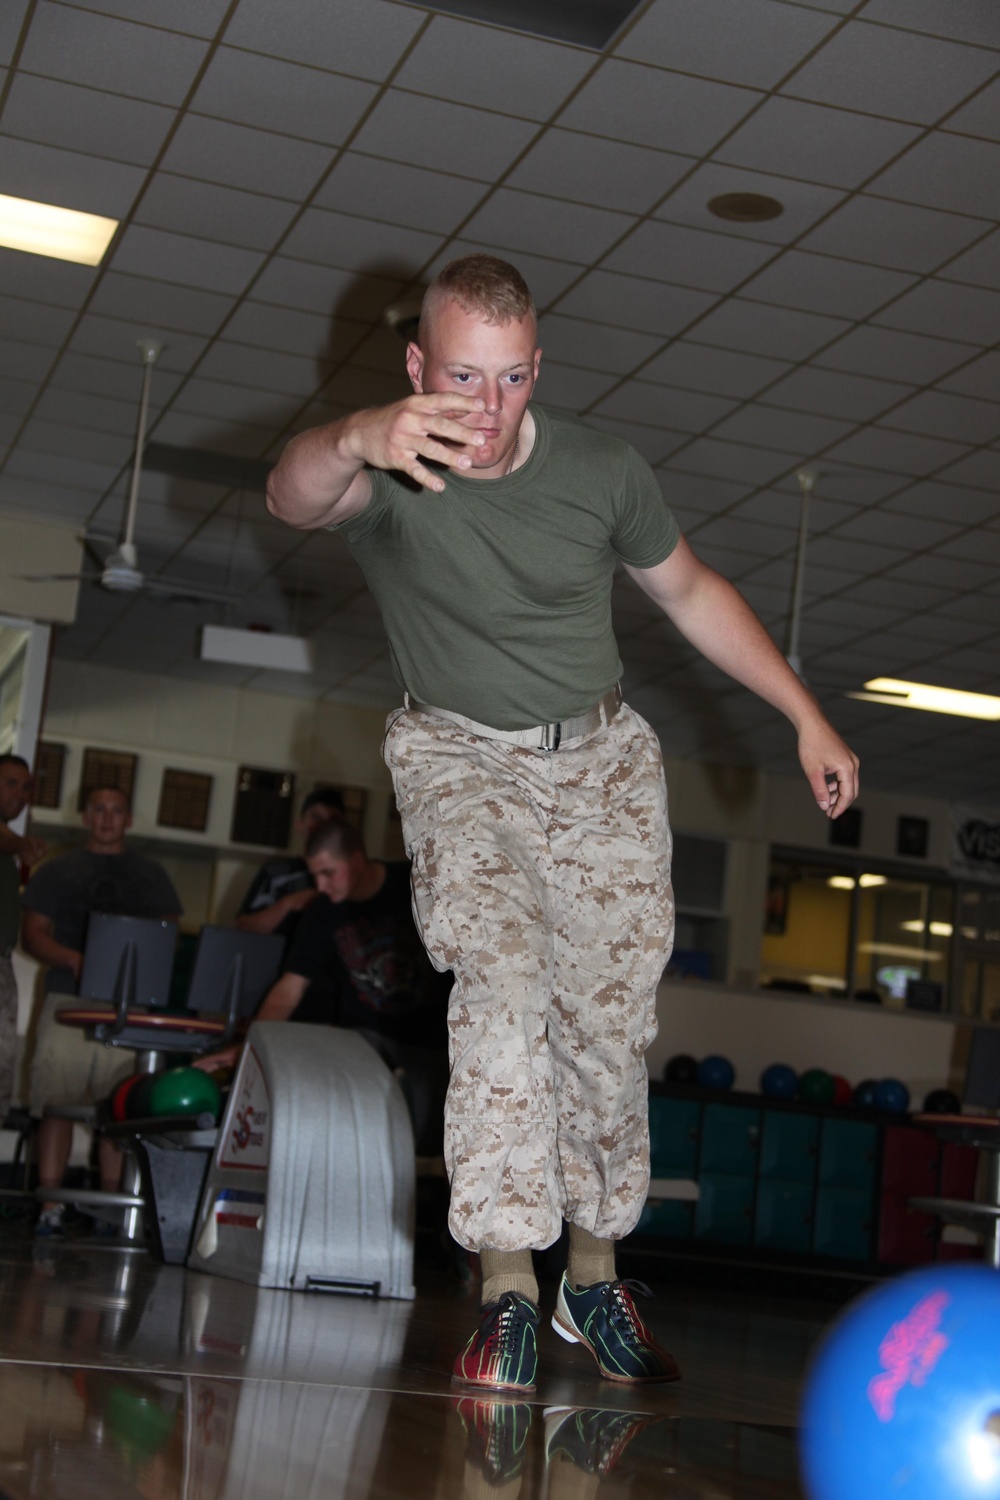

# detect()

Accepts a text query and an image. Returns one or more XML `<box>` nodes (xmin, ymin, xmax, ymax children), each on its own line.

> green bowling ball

<box><xmin>799</xmin><ymin>1067</ymin><xmax>836</xmax><ymax>1105</ymax></box>
<box><xmin>105</xmin><ymin>1382</ymin><xmax>177</xmax><ymax>1464</ymax></box>
<box><xmin>147</xmin><ymin>1066</ymin><xmax>221</xmax><ymax>1122</ymax></box>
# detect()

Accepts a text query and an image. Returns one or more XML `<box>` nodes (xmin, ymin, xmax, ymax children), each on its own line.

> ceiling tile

<box><xmin>0</xmin><ymin>337</ymin><xmax>59</xmax><ymax>383</ymax></box>
<box><xmin>798</xmin><ymin>194</ymin><xmax>989</xmax><ymax>273</ymax></box>
<box><xmin>587</xmin><ymin>416</ymin><xmax>686</xmax><ymax>465</ymax></box>
<box><xmin>715</xmin><ymin>97</ymin><xmax>920</xmax><ymax>188</ymax></box>
<box><xmin>814</xmin><ymin>325</ymin><xmax>973</xmax><ymax>383</ymax></box>
<box><xmin>169</xmin><ymin>378</ymin><xmax>297</xmax><ymax>428</ymax></box>
<box><xmin>838</xmin><ymin>575</ymin><xmax>954</xmax><ymax>611</ymax></box>
<box><xmin>643</xmin><ymin>341</ymin><xmax>790</xmax><ymax>398</ymax></box>
<box><xmin>939</xmin><ymin>529</ymin><xmax>1000</xmax><ymax>567</ymax></box>
<box><xmin>314</xmin><ymin>153</ymin><xmax>486</xmax><ymax>235</ymax></box>
<box><xmin>889</xmin><ymin>551</ymin><xmax>997</xmax><ymax>591</ymax></box>
<box><xmin>0</xmin><ymin>247</ymin><xmax>97</xmax><ymax>309</ymax></box>
<box><xmin>250</xmin><ymin>260</ymin><xmax>403</xmax><ymax>318</ymax></box>
<box><xmin>935</xmin><ymin>592</ymin><xmax>1000</xmax><ymax>624</ymax></box>
<box><xmin>0</xmin><ymin>375</ymin><xmax>37</xmax><ymax>417</ymax></box>
<box><xmin>0</xmin><ymin>294</ymin><xmax>77</xmax><ymax>348</ymax></box>
<box><xmin>20</xmin><ymin>1</ymin><xmax>209</xmax><ymax>104</ymax></box>
<box><xmin>690</xmin><ymin>299</ymin><xmax>849</xmax><ymax>360</ymax></box>
<box><xmin>109</xmin><ymin>225</ymin><xmax>266</xmax><ymax>295</ymax></box>
<box><xmin>593</xmin><ymin>381</ymin><xmax>738</xmax><ymax>431</ymax></box>
<box><xmin>0</xmin><ymin>134</ymin><xmax>146</xmax><ymax>217</ymax></box>
<box><xmin>506</xmin><ymin>130</ymin><xmax>691</xmax><ymax>216</ymax></box>
<box><xmin>859</xmin><ymin>1</ymin><xmax>1000</xmax><ymax>49</ymax></box>
<box><xmin>830</xmin><ymin>508</ymin><xmax>961</xmax><ymax>550</ymax></box>
<box><xmin>162</xmin><ymin>115</ymin><xmax>337</xmax><ymax>199</ymax></box>
<box><xmin>937</xmin><ymin>448</ymin><xmax>1000</xmax><ymax>492</ymax></box>
<box><xmin>782</xmin><ymin>20</ymin><xmax>999</xmax><ymax>123</ymax></box>
<box><xmin>762</xmin><ymin>366</ymin><xmax>912</xmax><ymax>422</ymax></box>
<box><xmin>31</xmin><ymin>386</ymin><xmax>144</xmax><ymax>437</ymax></box>
<box><xmin>87</xmin><ymin>272</ymin><xmax>235</xmax><ymax>336</ymax></box>
<box><xmin>938</xmin><ymin>350</ymin><xmax>1000</xmax><ymax>402</ymax></box>
<box><xmin>393</xmin><ymin>15</ymin><xmax>593</xmax><ymax>118</ymax></box>
<box><xmin>67</xmin><ymin>313</ymin><xmax>209</xmax><ymax>372</ymax></box>
<box><xmin>66</xmin><ymin>0</ymin><xmax>231</xmax><ymax>35</ymax></box>
<box><xmin>881</xmin><ymin>390</ymin><xmax>1000</xmax><ymax>445</ymax></box>
<box><xmin>223</xmin><ymin>0</ymin><xmax>424</xmax><ymax>80</ymax></box>
<box><xmin>461</xmin><ymin>189</ymin><xmax>635</xmax><ymax>264</ymax></box>
<box><xmin>191</xmin><ymin>46</ymin><xmax>378</xmax><ymax>143</ymax></box>
<box><xmin>535</xmin><ymin>315</ymin><xmax>662</xmax><ymax>374</ymax></box>
<box><xmin>875</xmin><ymin>278</ymin><xmax>1000</xmax><ymax>346</ymax></box>
<box><xmin>889</xmin><ymin>611</ymin><xmax>994</xmax><ymax>645</ymax></box>
<box><xmin>730</xmin><ymin>488</ymin><xmax>859</xmax><ymax>532</ymax></box>
<box><xmin>352</xmin><ymin>90</ymin><xmax>537</xmax><ymax>176</ymax></box>
<box><xmin>870</xmin><ymin>134</ymin><xmax>1000</xmax><ymax>218</ymax></box>
<box><xmin>616</xmin><ymin>0</ymin><xmax>839</xmax><ymax>89</ymax></box>
<box><xmin>134</xmin><ymin>174</ymin><xmax>299</xmax><ymax>252</ymax></box>
<box><xmin>2</xmin><ymin>72</ymin><xmax>175</xmax><ymax>165</ymax></box>
<box><xmin>279</xmin><ymin>206</ymin><xmax>443</xmax><ymax>273</ymax></box>
<box><xmin>223</xmin><ymin>302</ymin><xmax>366</xmax><ymax>360</ymax></box>
<box><xmin>553</xmin><ymin>271</ymin><xmax>716</xmax><ymax>337</ymax></box>
<box><xmin>658</xmin><ymin>472</ymin><xmax>754</xmax><ymax>514</ymax></box>
<box><xmin>822</xmin><ymin>425</ymin><xmax>970</xmax><ymax>476</ymax></box>
<box><xmin>654</xmin><ymin>164</ymin><xmax>845</xmax><ymax>244</ymax></box>
<box><xmin>195</xmin><ymin>341</ymin><xmax>326</xmax><ymax>397</ymax></box>
<box><xmin>710</xmin><ymin>403</ymin><xmax>854</xmax><ymax>454</ymax></box>
<box><xmin>685</xmin><ymin>515</ymin><xmax>794</xmax><ymax>557</ymax></box>
<box><xmin>945</xmin><ymin>76</ymin><xmax>1000</xmax><ymax>142</ymax></box>
<box><xmin>603</xmin><ymin>220</ymin><xmax>776</xmax><ymax>293</ymax></box>
<box><xmin>939</xmin><ymin>228</ymin><xmax>1000</xmax><ymax>292</ymax></box>
<box><xmin>0</xmin><ymin>1</ymin><xmax>29</xmax><ymax>66</ymax></box>
<box><xmin>740</xmin><ymin>250</ymin><xmax>917</xmax><ymax>319</ymax></box>
<box><xmin>535</xmin><ymin>361</ymin><xmax>620</xmax><ymax>411</ymax></box>
<box><xmin>557</xmin><ymin>59</ymin><xmax>759</xmax><ymax>156</ymax></box>
<box><xmin>881</xmin><ymin>478</ymin><xmax>1000</xmax><ymax>525</ymax></box>
<box><xmin>668</xmin><ymin>436</ymin><xmax>797</xmax><ymax>486</ymax></box>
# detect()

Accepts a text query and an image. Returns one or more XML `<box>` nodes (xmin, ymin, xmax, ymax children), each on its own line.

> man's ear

<box><xmin>405</xmin><ymin>340</ymin><xmax>424</xmax><ymax>394</ymax></box>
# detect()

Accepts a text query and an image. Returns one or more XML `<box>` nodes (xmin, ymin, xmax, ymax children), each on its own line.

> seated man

<box><xmin>235</xmin><ymin>785</ymin><xmax>345</xmax><ymax>943</ymax></box>
<box><xmin>202</xmin><ymin>818</ymin><xmax>450</xmax><ymax>1154</ymax></box>
<box><xmin>0</xmin><ymin>754</ymin><xmax>46</xmax><ymax>1122</ymax></box>
<box><xmin>21</xmin><ymin>784</ymin><xmax>183</xmax><ymax>1236</ymax></box>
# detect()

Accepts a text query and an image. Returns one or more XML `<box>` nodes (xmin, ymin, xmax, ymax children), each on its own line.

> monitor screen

<box><xmin>79</xmin><ymin>914</ymin><xmax>178</xmax><ymax>1008</ymax></box>
<box><xmin>964</xmin><ymin>1027</ymin><xmax>1000</xmax><ymax>1112</ymax></box>
<box><xmin>186</xmin><ymin>926</ymin><xmax>285</xmax><ymax>1020</ymax></box>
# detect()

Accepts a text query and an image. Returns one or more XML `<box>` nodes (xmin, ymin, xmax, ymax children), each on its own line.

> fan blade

<box><xmin>19</xmin><ymin>572</ymin><xmax>99</xmax><ymax>583</ymax></box>
<box><xmin>142</xmin><ymin>575</ymin><xmax>241</xmax><ymax>605</ymax></box>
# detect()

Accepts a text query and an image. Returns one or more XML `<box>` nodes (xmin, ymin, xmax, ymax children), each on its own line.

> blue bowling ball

<box><xmin>697</xmin><ymin>1054</ymin><xmax>735</xmax><ymax>1091</ymax></box>
<box><xmin>875</xmin><ymin>1077</ymin><xmax>910</xmax><ymax>1114</ymax></box>
<box><xmin>760</xmin><ymin>1063</ymin><xmax>798</xmax><ymax>1099</ymax></box>
<box><xmin>854</xmin><ymin>1078</ymin><xmax>879</xmax><ymax>1109</ymax></box>
<box><xmin>801</xmin><ymin>1263</ymin><xmax>1000</xmax><ymax>1500</ymax></box>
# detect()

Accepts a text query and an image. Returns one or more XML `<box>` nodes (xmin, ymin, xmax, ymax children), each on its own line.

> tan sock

<box><xmin>479</xmin><ymin>1248</ymin><xmax>538</xmax><ymax>1307</ymax></box>
<box><xmin>566</xmin><ymin>1224</ymin><xmax>616</xmax><ymax>1289</ymax></box>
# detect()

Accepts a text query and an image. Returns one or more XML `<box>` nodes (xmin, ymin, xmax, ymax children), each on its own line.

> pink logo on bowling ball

<box><xmin>867</xmin><ymin>1290</ymin><xmax>950</xmax><ymax>1422</ymax></box>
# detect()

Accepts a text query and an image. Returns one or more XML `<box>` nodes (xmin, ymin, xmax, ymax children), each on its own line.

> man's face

<box><xmin>406</xmin><ymin>298</ymin><xmax>541</xmax><ymax>480</ymax></box>
<box><xmin>0</xmin><ymin>762</ymin><xmax>31</xmax><ymax>824</ymax></box>
<box><xmin>307</xmin><ymin>850</ymin><xmax>364</xmax><ymax>905</ymax></box>
<box><xmin>83</xmin><ymin>790</ymin><xmax>131</xmax><ymax>851</ymax></box>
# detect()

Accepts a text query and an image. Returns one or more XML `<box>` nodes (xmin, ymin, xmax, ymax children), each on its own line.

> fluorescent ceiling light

<box><xmin>900</xmin><ymin>920</ymin><xmax>954</xmax><ymax>937</ymax></box>
<box><xmin>827</xmin><ymin>876</ymin><xmax>855</xmax><ymax>890</ymax></box>
<box><xmin>858</xmin><ymin>941</ymin><xmax>943</xmax><ymax>963</ymax></box>
<box><xmin>200</xmin><ymin>624</ymin><xmax>314</xmax><ymax>674</ymax></box>
<box><xmin>0</xmin><ymin>193</ymin><xmax>118</xmax><ymax>266</ymax></box>
<box><xmin>859</xmin><ymin>874</ymin><xmax>888</xmax><ymax>888</ymax></box>
<box><xmin>847</xmin><ymin>678</ymin><xmax>1000</xmax><ymax>721</ymax></box>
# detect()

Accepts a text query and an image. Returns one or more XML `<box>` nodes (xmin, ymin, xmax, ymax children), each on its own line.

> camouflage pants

<box><xmin>0</xmin><ymin>956</ymin><xmax>17</xmax><ymax>1120</ymax></box>
<box><xmin>383</xmin><ymin>701</ymin><xmax>674</xmax><ymax>1252</ymax></box>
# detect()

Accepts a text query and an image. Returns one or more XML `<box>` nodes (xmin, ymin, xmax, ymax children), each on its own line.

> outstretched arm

<box><xmin>624</xmin><ymin>539</ymin><xmax>859</xmax><ymax>818</ymax></box>
<box><xmin>266</xmin><ymin>393</ymin><xmax>489</xmax><ymax>530</ymax></box>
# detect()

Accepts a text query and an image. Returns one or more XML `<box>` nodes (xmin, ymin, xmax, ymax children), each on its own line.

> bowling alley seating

<box><xmin>909</xmin><ymin>1026</ymin><xmax>1000</xmax><ymax>1269</ymax></box>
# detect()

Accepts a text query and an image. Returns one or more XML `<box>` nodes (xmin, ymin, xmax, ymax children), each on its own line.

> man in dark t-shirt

<box><xmin>21</xmin><ymin>785</ymin><xmax>182</xmax><ymax>1233</ymax></box>
<box><xmin>235</xmin><ymin>785</ymin><xmax>345</xmax><ymax>946</ymax></box>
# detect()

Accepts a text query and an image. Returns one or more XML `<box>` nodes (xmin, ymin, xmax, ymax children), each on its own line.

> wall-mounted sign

<box><xmin>951</xmin><ymin>805</ymin><xmax>1000</xmax><ymax>886</ymax></box>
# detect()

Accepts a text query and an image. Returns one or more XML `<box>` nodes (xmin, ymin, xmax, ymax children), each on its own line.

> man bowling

<box><xmin>266</xmin><ymin>254</ymin><xmax>859</xmax><ymax>1392</ymax></box>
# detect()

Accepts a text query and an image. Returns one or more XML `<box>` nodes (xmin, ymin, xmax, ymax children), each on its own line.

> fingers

<box><xmin>811</xmin><ymin>759</ymin><xmax>860</xmax><ymax>818</ymax></box>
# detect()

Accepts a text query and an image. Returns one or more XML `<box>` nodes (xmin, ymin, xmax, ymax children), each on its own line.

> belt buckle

<box><xmin>541</xmin><ymin>721</ymin><xmax>562</xmax><ymax>752</ymax></box>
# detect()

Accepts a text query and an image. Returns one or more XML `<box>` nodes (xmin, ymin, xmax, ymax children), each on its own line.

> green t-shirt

<box><xmin>338</xmin><ymin>404</ymin><xmax>679</xmax><ymax>729</ymax></box>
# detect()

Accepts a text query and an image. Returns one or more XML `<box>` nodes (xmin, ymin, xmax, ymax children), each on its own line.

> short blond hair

<box><xmin>419</xmin><ymin>255</ymin><xmax>535</xmax><ymax>341</ymax></box>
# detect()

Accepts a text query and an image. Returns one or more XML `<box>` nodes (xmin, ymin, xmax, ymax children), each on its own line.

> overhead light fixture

<box><xmin>859</xmin><ymin>874</ymin><xmax>888</xmax><ymax>889</ymax></box>
<box><xmin>708</xmin><ymin>192</ymin><xmax>784</xmax><ymax>223</ymax></box>
<box><xmin>0</xmin><ymin>192</ymin><xmax>118</xmax><ymax>266</ymax></box>
<box><xmin>900</xmin><ymin>921</ymin><xmax>954</xmax><ymax>937</ymax></box>
<box><xmin>827</xmin><ymin>876</ymin><xmax>855</xmax><ymax>890</ymax></box>
<box><xmin>200</xmin><ymin>625</ymin><xmax>314</xmax><ymax>674</ymax></box>
<box><xmin>847</xmin><ymin>678</ymin><xmax>1000</xmax><ymax>721</ymax></box>
<box><xmin>421</xmin><ymin>0</ymin><xmax>645</xmax><ymax>49</ymax></box>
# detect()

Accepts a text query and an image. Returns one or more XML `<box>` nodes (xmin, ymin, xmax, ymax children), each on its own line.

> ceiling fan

<box><xmin>25</xmin><ymin>339</ymin><xmax>238</xmax><ymax>605</ymax></box>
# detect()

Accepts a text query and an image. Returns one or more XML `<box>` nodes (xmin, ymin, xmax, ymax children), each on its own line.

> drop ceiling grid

<box><xmin>0</xmin><ymin>0</ymin><xmax>997</xmax><ymax>797</ymax></box>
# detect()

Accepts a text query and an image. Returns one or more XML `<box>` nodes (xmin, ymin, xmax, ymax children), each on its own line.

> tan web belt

<box><xmin>403</xmin><ymin>683</ymin><xmax>623</xmax><ymax>752</ymax></box>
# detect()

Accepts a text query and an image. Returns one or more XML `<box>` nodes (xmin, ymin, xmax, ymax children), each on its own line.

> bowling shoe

<box><xmin>453</xmin><ymin>1291</ymin><xmax>538</xmax><ymax>1393</ymax></box>
<box><xmin>455</xmin><ymin>1397</ymin><xmax>533</xmax><ymax>1484</ymax></box>
<box><xmin>544</xmin><ymin>1406</ymin><xmax>661</xmax><ymax>1475</ymax></box>
<box><xmin>552</xmin><ymin>1276</ymin><xmax>681</xmax><ymax>1383</ymax></box>
<box><xmin>34</xmin><ymin>1205</ymin><xmax>66</xmax><ymax>1239</ymax></box>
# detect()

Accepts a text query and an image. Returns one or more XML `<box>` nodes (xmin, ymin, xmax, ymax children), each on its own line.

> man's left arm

<box><xmin>0</xmin><ymin>825</ymin><xmax>46</xmax><ymax>866</ymax></box>
<box><xmin>624</xmin><ymin>538</ymin><xmax>859</xmax><ymax>818</ymax></box>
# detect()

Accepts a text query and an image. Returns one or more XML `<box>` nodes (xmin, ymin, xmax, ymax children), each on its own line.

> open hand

<box><xmin>348</xmin><ymin>393</ymin><xmax>487</xmax><ymax>492</ymax></box>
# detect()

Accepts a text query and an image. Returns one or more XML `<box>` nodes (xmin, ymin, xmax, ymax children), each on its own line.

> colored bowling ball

<box><xmin>923</xmin><ymin>1088</ymin><xmax>961</xmax><ymax>1115</ymax></box>
<box><xmin>853</xmin><ymin>1078</ymin><xmax>879</xmax><ymax>1109</ymax></box>
<box><xmin>105</xmin><ymin>1383</ymin><xmax>177</xmax><ymax>1463</ymax></box>
<box><xmin>800</xmin><ymin>1263</ymin><xmax>1000</xmax><ymax>1500</ymax></box>
<box><xmin>875</xmin><ymin>1077</ymin><xmax>910</xmax><ymax>1114</ymax></box>
<box><xmin>147</xmin><ymin>1066</ymin><xmax>221</xmax><ymax>1121</ymax></box>
<box><xmin>697</xmin><ymin>1054</ymin><xmax>735</xmax><ymax>1091</ymax></box>
<box><xmin>831</xmin><ymin>1074</ymin><xmax>853</xmax><ymax>1106</ymax></box>
<box><xmin>110</xmin><ymin>1072</ymin><xmax>145</xmax><ymax>1122</ymax></box>
<box><xmin>800</xmin><ymin>1068</ymin><xmax>836</xmax><ymax>1105</ymax></box>
<box><xmin>760</xmin><ymin>1063</ymin><xmax>798</xmax><ymax>1099</ymax></box>
<box><xmin>125</xmin><ymin>1071</ymin><xmax>160</xmax><ymax>1120</ymax></box>
<box><xmin>664</xmin><ymin>1053</ymin><xmax>699</xmax><ymax>1084</ymax></box>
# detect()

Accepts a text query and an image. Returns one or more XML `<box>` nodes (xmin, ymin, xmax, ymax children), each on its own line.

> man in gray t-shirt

<box><xmin>266</xmin><ymin>254</ymin><xmax>859</xmax><ymax>1393</ymax></box>
<box><xmin>22</xmin><ymin>784</ymin><xmax>181</xmax><ymax>1234</ymax></box>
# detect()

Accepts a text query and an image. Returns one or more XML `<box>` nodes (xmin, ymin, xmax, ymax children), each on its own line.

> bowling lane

<box><xmin>0</xmin><ymin>1242</ymin><xmax>816</xmax><ymax>1426</ymax></box>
